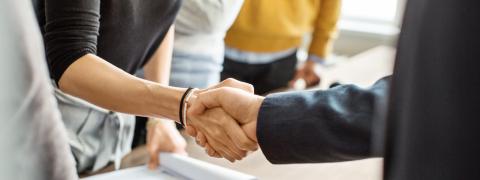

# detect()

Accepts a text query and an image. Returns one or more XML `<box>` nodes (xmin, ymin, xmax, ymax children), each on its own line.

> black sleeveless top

<box><xmin>32</xmin><ymin>0</ymin><xmax>182</xmax><ymax>83</ymax></box>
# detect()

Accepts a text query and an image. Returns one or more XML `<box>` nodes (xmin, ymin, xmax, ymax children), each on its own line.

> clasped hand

<box><xmin>185</xmin><ymin>78</ymin><xmax>265</xmax><ymax>162</ymax></box>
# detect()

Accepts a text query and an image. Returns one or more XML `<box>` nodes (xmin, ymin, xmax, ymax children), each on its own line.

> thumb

<box><xmin>188</xmin><ymin>88</ymin><xmax>223</xmax><ymax>115</ymax></box>
<box><xmin>205</xmin><ymin>78</ymin><xmax>254</xmax><ymax>94</ymax></box>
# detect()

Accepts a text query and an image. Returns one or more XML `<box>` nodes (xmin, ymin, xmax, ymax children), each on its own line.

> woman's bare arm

<box><xmin>58</xmin><ymin>52</ymin><xmax>184</xmax><ymax>122</ymax></box>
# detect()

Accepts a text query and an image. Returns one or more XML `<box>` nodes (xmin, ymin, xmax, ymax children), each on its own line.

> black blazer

<box><xmin>257</xmin><ymin>77</ymin><xmax>389</xmax><ymax>163</ymax></box>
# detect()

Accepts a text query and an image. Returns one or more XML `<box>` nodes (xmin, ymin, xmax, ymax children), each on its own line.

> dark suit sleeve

<box><xmin>42</xmin><ymin>0</ymin><xmax>100</xmax><ymax>83</ymax></box>
<box><xmin>257</xmin><ymin>77</ymin><xmax>390</xmax><ymax>164</ymax></box>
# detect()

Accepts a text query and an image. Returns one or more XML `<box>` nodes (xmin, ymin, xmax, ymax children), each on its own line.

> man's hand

<box><xmin>196</xmin><ymin>78</ymin><xmax>255</xmax><ymax>95</ymax></box>
<box><xmin>187</xmin><ymin>87</ymin><xmax>265</xmax><ymax>160</ymax></box>
<box><xmin>147</xmin><ymin>119</ymin><xmax>187</xmax><ymax>169</ymax></box>
<box><xmin>289</xmin><ymin>60</ymin><xmax>321</xmax><ymax>88</ymax></box>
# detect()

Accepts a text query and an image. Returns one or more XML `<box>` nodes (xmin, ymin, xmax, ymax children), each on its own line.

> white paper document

<box><xmin>82</xmin><ymin>153</ymin><xmax>257</xmax><ymax>180</ymax></box>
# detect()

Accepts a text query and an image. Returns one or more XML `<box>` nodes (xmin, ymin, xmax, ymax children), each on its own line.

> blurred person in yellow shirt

<box><xmin>222</xmin><ymin>0</ymin><xmax>341</xmax><ymax>94</ymax></box>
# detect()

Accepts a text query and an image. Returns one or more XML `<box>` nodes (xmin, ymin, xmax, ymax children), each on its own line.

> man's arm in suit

<box><xmin>257</xmin><ymin>77</ymin><xmax>390</xmax><ymax>164</ymax></box>
<box><xmin>187</xmin><ymin>77</ymin><xmax>390</xmax><ymax>163</ymax></box>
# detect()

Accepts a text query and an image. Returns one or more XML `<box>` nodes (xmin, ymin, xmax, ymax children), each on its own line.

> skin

<box><xmin>142</xmin><ymin>26</ymin><xmax>188</xmax><ymax>169</ymax></box>
<box><xmin>289</xmin><ymin>60</ymin><xmax>321</xmax><ymax>88</ymax></box>
<box><xmin>186</xmin><ymin>80</ymin><xmax>260</xmax><ymax>162</ymax></box>
<box><xmin>55</xmin><ymin>24</ymin><xmax>255</xmax><ymax>167</ymax></box>
<box><xmin>186</xmin><ymin>87</ymin><xmax>266</xmax><ymax>160</ymax></box>
<box><xmin>146</xmin><ymin>119</ymin><xmax>187</xmax><ymax>169</ymax></box>
<box><xmin>58</xmin><ymin>52</ymin><xmax>185</xmax><ymax>121</ymax></box>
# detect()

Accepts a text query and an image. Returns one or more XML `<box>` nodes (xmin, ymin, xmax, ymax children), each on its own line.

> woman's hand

<box><xmin>146</xmin><ymin>118</ymin><xmax>187</xmax><ymax>169</ymax></box>
<box><xmin>187</xmin><ymin>107</ymin><xmax>257</xmax><ymax>162</ymax></box>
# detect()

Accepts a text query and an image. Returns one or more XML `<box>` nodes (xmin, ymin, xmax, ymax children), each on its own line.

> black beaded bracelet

<box><xmin>178</xmin><ymin>87</ymin><xmax>194</xmax><ymax>127</ymax></box>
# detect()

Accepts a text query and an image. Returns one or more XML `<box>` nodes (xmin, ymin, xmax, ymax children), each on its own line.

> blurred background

<box><xmin>334</xmin><ymin>0</ymin><xmax>403</xmax><ymax>55</ymax></box>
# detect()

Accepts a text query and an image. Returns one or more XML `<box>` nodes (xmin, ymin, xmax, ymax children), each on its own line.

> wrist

<box><xmin>247</xmin><ymin>95</ymin><xmax>265</xmax><ymax>142</ymax></box>
<box><xmin>250</xmin><ymin>96</ymin><xmax>265</xmax><ymax>122</ymax></box>
<box><xmin>180</xmin><ymin>88</ymin><xmax>197</xmax><ymax>127</ymax></box>
<box><xmin>143</xmin><ymin>82</ymin><xmax>185</xmax><ymax>122</ymax></box>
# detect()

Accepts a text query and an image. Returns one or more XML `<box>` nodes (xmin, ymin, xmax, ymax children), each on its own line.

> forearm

<box><xmin>59</xmin><ymin>54</ymin><xmax>184</xmax><ymax>122</ymax></box>
<box><xmin>257</xmin><ymin>77</ymin><xmax>390</xmax><ymax>164</ymax></box>
<box><xmin>144</xmin><ymin>25</ymin><xmax>178</xmax><ymax>127</ymax></box>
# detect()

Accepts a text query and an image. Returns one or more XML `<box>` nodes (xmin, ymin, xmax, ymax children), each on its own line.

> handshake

<box><xmin>185</xmin><ymin>79</ymin><xmax>265</xmax><ymax>162</ymax></box>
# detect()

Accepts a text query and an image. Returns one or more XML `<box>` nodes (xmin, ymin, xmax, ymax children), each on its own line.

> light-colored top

<box><xmin>170</xmin><ymin>0</ymin><xmax>244</xmax><ymax>88</ymax></box>
<box><xmin>0</xmin><ymin>0</ymin><xmax>77</xmax><ymax>179</ymax></box>
<box><xmin>174</xmin><ymin>0</ymin><xmax>244</xmax><ymax>64</ymax></box>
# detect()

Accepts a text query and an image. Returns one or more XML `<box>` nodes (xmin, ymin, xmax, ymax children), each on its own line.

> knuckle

<box><xmin>186</xmin><ymin>109</ymin><xmax>196</xmax><ymax>118</ymax></box>
<box><xmin>218</xmin><ymin>87</ymin><xmax>229</xmax><ymax>94</ymax></box>
<box><xmin>211</xmin><ymin>129</ymin><xmax>222</xmax><ymax>137</ymax></box>
<box><xmin>185</xmin><ymin>127</ymin><xmax>196</xmax><ymax>136</ymax></box>
<box><xmin>224</xmin><ymin>78</ymin><xmax>236</xmax><ymax>84</ymax></box>
<box><xmin>239</xmin><ymin>140</ymin><xmax>250</xmax><ymax>149</ymax></box>
<box><xmin>246</xmin><ymin>84</ymin><xmax>254</xmax><ymax>93</ymax></box>
<box><xmin>239</xmin><ymin>150</ymin><xmax>247</xmax><ymax>158</ymax></box>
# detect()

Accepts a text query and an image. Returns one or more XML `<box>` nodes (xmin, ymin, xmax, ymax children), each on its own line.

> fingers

<box><xmin>204</xmin><ymin>135</ymin><xmax>233</xmax><ymax>161</ymax></box>
<box><xmin>194</xmin><ymin>133</ymin><xmax>224</xmax><ymax>159</ymax></box>
<box><xmin>192</xmin><ymin>129</ymin><xmax>246</xmax><ymax>161</ymax></box>
<box><xmin>190</xmin><ymin>87</ymin><xmax>261</xmax><ymax>126</ymax></box>
<box><xmin>204</xmin><ymin>128</ymin><xmax>247</xmax><ymax>161</ymax></box>
<box><xmin>222</xmin><ymin>113</ymin><xmax>258</xmax><ymax>151</ymax></box>
<box><xmin>196</xmin><ymin>131</ymin><xmax>207</xmax><ymax>147</ymax></box>
<box><xmin>289</xmin><ymin>69</ymin><xmax>303</xmax><ymax>87</ymax></box>
<box><xmin>218</xmin><ymin>78</ymin><xmax>254</xmax><ymax>94</ymax></box>
<box><xmin>205</xmin><ymin>143</ymin><xmax>221</xmax><ymax>158</ymax></box>
<box><xmin>194</xmin><ymin>136</ymin><xmax>220</xmax><ymax>158</ymax></box>
<box><xmin>147</xmin><ymin>136</ymin><xmax>160</xmax><ymax>169</ymax></box>
<box><xmin>205</xmin><ymin>143</ymin><xmax>216</xmax><ymax>156</ymax></box>
<box><xmin>207</xmin><ymin>78</ymin><xmax>254</xmax><ymax>94</ymax></box>
<box><xmin>303</xmin><ymin>60</ymin><xmax>321</xmax><ymax>87</ymax></box>
<box><xmin>188</xmin><ymin>109</ymin><xmax>247</xmax><ymax>161</ymax></box>
<box><xmin>203</xmin><ymin>134</ymin><xmax>244</xmax><ymax>162</ymax></box>
<box><xmin>305</xmin><ymin>71</ymin><xmax>321</xmax><ymax>87</ymax></box>
<box><xmin>187</xmin><ymin>88</ymin><xmax>224</xmax><ymax>115</ymax></box>
<box><xmin>185</xmin><ymin>126</ymin><xmax>197</xmax><ymax>137</ymax></box>
<box><xmin>147</xmin><ymin>122</ymin><xmax>188</xmax><ymax>170</ymax></box>
<box><xmin>147</xmin><ymin>125</ymin><xmax>161</xmax><ymax>169</ymax></box>
<box><xmin>148</xmin><ymin>151</ymin><xmax>159</xmax><ymax>170</ymax></box>
<box><xmin>188</xmin><ymin>78</ymin><xmax>254</xmax><ymax>115</ymax></box>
